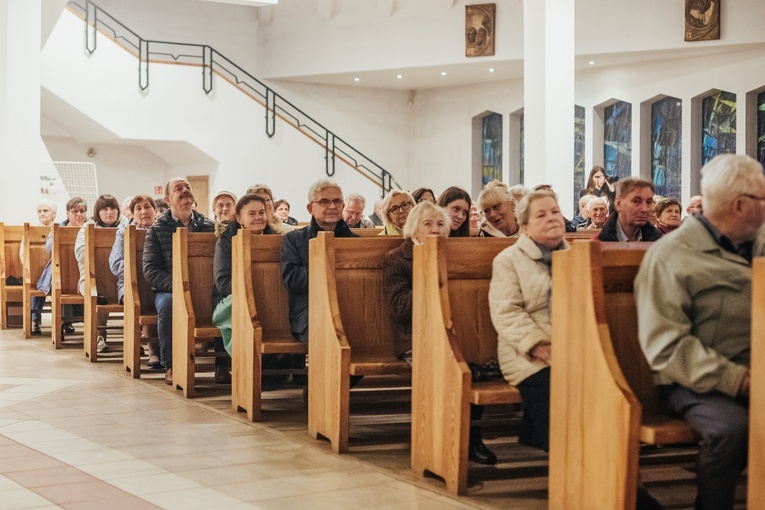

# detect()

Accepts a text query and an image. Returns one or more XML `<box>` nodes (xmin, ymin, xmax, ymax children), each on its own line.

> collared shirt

<box><xmin>695</xmin><ymin>214</ymin><xmax>754</xmax><ymax>263</ymax></box>
<box><xmin>615</xmin><ymin>219</ymin><xmax>642</xmax><ymax>242</ymax></box>
<box><xmin>171</xmin><ymin>212</ymin><xmax>192</xmax><ymax>227</ymax></box>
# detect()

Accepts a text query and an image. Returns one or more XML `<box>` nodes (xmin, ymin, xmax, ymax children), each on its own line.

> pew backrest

<box><xmin>23</xmin><ymin>224</ymin><xmax>51</xmax><ymax>293</ymax></box>
<box><xmin>84</xmin><ymin>225</ymin><xmax>120</xmax><ymax>305</ymax></box>
<box><xmin>52</xmin><ymin>225</ymin><xmax>81</xmax><ymax>297</ymax></box>
<box><xmin>751</xmin><ymin>257</ymin><xmax>765</xmax><ymax>508</ymax></box>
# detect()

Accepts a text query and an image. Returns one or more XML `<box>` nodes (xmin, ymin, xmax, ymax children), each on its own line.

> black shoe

<box><xmin>32</xmin><ymin>322</ymin><xmax>42</xmax><ymax>335</ymax></box>
<box><xmin>636</xmin><ymin>487</ymin><xmax>664</xmax><ymax>510</ymax></box>
<box><xmin>468</xmin><ymin>434</ymin><xmax>497</xmax><ymax>465</ymax></box>
<box><xmin>214</xmin><ymin>364</ymin><xmax>231</xmax><ymax>384</ymax></box>
<box><xmin>62</xmin><ymin>323</ymin><xmax>75</xmax><ymax>335</ymax></box>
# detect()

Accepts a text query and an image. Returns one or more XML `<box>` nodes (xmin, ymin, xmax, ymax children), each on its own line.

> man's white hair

<box><xmin>701</xmin><ymin>154</ymin><xmax>764</xmax><ymax>217</ymax></box>
<box><xmin>346</xmin><ymin>192</ymin><xmax>366</xmax><ymax>207</ymax></box>
<box><xmin>37</xmin><ymin>199</ymin><xmax>57</xmax><ymax>214</ymax></box>
<box><xmin>306</xmin><ymin>178</ymin><xmax>343</xmax><ymax>204</ymax></box>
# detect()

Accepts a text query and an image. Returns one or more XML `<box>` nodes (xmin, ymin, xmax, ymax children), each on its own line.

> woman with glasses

<box><xmin>379</xmin><ymin>189</ymin><xmax>415</xmax><ymax>236</ymax></box>
<box><xmin>476</xmin><ymin>181</ymin><xmax>519</xmax><ymax>238</ymax></box>
<box><xmin>437</xmin><ymin>186</ymin><xmax>473</xmax><ymax>237</ymax></box>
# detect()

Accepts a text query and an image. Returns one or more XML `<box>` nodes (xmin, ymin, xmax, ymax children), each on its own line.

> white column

<box><xmin>523</xmin><ymin>0</ymin><xmax>575</xmax><ymax>214</ymax></box>
<box><xmin>0</xmin><ymin>0</ymin><xmax>61</xmax><ymax>224</ymax></box>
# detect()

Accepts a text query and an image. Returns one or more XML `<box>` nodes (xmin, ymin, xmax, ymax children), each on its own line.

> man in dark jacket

<box><xmin>143</xmin><ymin>178</ymin><xmax>215</xmax><ymax>384</ymax></box>
<box><xmin>280</xmin><ymin>178</ymin><xmax>357</xmax><ymax>345</ymax></box>
<box><xmin>598</xmin><ymin>177</ymin><xmax>662</xmax><ymax>242</ymax></box>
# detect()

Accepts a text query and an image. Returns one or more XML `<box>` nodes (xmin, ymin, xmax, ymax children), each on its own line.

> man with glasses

<box><xmin>635</xmin><ymin>154</ymin><xmax>765</xmax><ymax>510</ymax></box>
<box><xmin>281</xmin><ymin>178</ymin><xmax>357</xmax><ymax>345</ymax></box>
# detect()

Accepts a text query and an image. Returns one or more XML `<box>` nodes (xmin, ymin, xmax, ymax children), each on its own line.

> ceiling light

<box><xmin>589</xmin><ymin>61</ymin><xmax>595</xmax><ymax>65</ymax></box>
<box><xmin>440</xmin><ymin>71</ymin><xmax>447</xmax><ymax>76</ymax></box>
<box><xmin>354</xmin><ymin>77</ymin><xmax>360</xmax><ymax>82</ymax></box>
<box><xmin>489</xmin><ymin>68</ymin><xmax>495</xmax><ymax>73</ymax></box>
<box><xmin>397</xmin><ymin>75</ymin><xmax>403</xmax><ymax>79</ymax></box>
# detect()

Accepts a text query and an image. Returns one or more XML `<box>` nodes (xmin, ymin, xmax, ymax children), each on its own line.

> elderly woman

<box><xmin>212</xmin><ymin>195</ymin><xmax>276</xmax><ymax>356</ymax></box>
<box><xmin>654</xmin><ymin>197</ymin><xmax>682</xmax><ymax>235</ymax></box>
<box><xmin>489</xmin><ymin>190</ymin><xmax>570</xmax><ymax>452</ymax></box>
<box><xmin>246</xmin><ymin>184</ymin><xmax>294</xmax><ymax>235</ymax></box>
<box><xmin>379</xmin><ymin>189</ymin><xmax>415</xmax><ymax>236</ymax></box>
<box><xmin>109</xmin><ymin>195</ymin><xmax>159</xmax><ymax>367</ymax></box>
<box><xmin>477</xmin><ymin>181</ymin><xmax>519</xmax><ymax>238</ymax></box>
<box><xmin>578</xmin><ymin>197</ymin><xmax>609</xmax><ymax>230</ymax></box>
<box><xmin>75</xmin><ymin>194</ymin><xmax>129</xmax><ymax>353</ymax></box>
<box><xmin>211</xmin><ymin>190</ymin><xmax>237</xmax><ymax>237</ymax></box>
<box><xmin>437</xmin><ymin>186</ymin><xmax>473</xmax><ymax>237</ymax></box>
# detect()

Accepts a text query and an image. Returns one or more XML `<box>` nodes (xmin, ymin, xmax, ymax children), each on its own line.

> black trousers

<box><xmin>516</xmin><ymin>367</ymin><xmax>550</xmax><ymax>452</ymax></box>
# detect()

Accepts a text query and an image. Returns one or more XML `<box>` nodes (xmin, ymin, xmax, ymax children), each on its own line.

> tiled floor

<box><xmin>0</xmin><ymin>327</ymin><xmax>479</xmax><ymax>509</ymax></box>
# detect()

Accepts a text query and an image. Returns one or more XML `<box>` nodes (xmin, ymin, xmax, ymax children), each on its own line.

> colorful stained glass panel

<box><xmin>482</xmin><ymin>113</ymin><xmax>502</xmax><ymax>186</ymax></box>
<box><xmin>651</xmin><ymin>97</ymin><xmax>682</xmax><ymax>198</ymax></box>
<box><xmin>573</xmin><ymin>105</ymin><xmax>585</xmax><ymax>214</ymax></box>
<box><xmin>701</xmin><ymin>91</ymin><xmax>736</xmax><ymax>166</ymax></box>
<box><xmin>603</xmin><ymin>101</ymin><xmax>632</xmax><ymax>179</ymax></box>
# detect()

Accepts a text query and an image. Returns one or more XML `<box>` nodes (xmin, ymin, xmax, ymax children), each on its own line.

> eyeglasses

<box><xmin>314</xmin><ymin>198</ymin><xmax>344</xmax><ymax>208</ymax></box>
<box><xmin>390</xmin><ymin>201</ymin><xmax>413</xmax><ymax>215</ymax></box>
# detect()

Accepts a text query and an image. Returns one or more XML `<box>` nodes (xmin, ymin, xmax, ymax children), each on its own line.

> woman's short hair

<box><xmin>653</xmin><ymin>197</ymin><xmax>682</xmax><ymax>217</ymax></box>
<box><xmin>246</xmin><ymin>184</ymin><xmax>274</xmax><ymax>202</ymax></box>
<box><xmin>66</xmin><ymin>197</ymin><xmax>87</xmax><ymax>213</ymax></box>
<box><xmin>477</xmin><ymin>180</ymin><xmax>514</xmax><ymax>211</ymax></box>
<box><xmin>92</xmin><ymin>194</ymin><xmax>120</xmax><ymax>226</ymax></box>
<box><xmin>235</xmin><ymin>194</ymin><xmax>267</xmax><ymax>216</ymax></box>
<box><xmin>587</xmin><ymin>197</ymin><xmax>609</xmax><ymax>213</ymax></box>
<box><xmin>508</xmin><ymin>184</ymin><xmax>530</xmax><ymax>205</ymax></box>
<box><xmin>382</xmin><ymin>189</ymin><xmax>415</xmax><ymax>226</ymax></box>
<box><xmin>515</xmin><ymin>190</ymin><xmax>558</xmax><ymax>227</ymax></box>
<box><xmin>305</xmin><ymin>178</ymin><xmax>343</xmax><ymax>204</ymax></box>
<box><xmin>412</xmin><ymin>187</ymin><xmax>436</xmax><ymax>203</ymax></box>
<box><xmin>274</xmin><ymin>199</ymin><xmax>290</xmax><ymax>211</ymax></box>
<box><xmin>129</xmin><ymin>195</ymin><xmax>156</xmax><ymax>214</ymax></box>
<box><xmin>578</xmin><ymin>194</ymin><xmax>595</xmax><ymax>210</ymax></box>
<box><xmin>701</xmin><ymin>154</ymin><xmax>765</xmax><ymax>216</ymax></box>
<box><xmin>402</xmin><ymin>202</ymin><xmax>450</xmax><ymax>239</ymax></box>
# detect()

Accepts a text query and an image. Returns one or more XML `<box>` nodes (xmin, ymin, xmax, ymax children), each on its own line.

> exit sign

<box><xmin>154</xmin><ymin>186</ymin><xmax>163</xmax><ymax>195</ymax></box>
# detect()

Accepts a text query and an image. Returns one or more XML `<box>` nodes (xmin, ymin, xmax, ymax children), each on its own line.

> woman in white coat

<box><xmin>488</xmin><ymin>189</ymin><xmax>569</xmax><ymax>451</ymax></box>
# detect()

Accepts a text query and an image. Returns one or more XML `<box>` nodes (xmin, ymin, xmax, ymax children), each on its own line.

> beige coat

<box><xmin>489</xmin><ymin>233</ymin><xmax>570</xmax><ymax>385</ymax></box>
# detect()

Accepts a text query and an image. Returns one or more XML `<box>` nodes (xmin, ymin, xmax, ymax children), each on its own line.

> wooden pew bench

<box><xmin>549</xmin><ymin>241</ymin><xmax>699</xmax><ymax>510</ymax></box>
<box><xmin>749</xmin><ymin>257</ymin><xmax>765</xmax><ymax>507</ymax></box>
<box><xmin>308</xmin><ymin>232</ymin><xmax>408</xmax><ymax>453</ymax></box>
<box><xmin>22</xmin><ymin>224</ymin><xmax>52</xmax><ymax>338</ymax></box>
<box><xmin>231</xmin><ymin>230</ymin><xmax>307</xmax><ymax>421</ymax></box>
<box><xmin>0</xmin><ymin>223</ymin><xmax>24</xmax><ymax>329</ymax></box>
<box><xmin>411</xmin><ymin>236</ymin><xmax>523</xmax><ymax>495</ymax></box>
<box><xmin>83</xmin><ymin>225</ymin><xmax>123</xmax><ymax>361</ymax></box>
<box><xmin>171</xmin><ymin>229</ymin><xmax>220</xmax><ymax>397</ymax></box>
<box><xmin>350</xmin><ymin>228</ymin><xmax>384</xmax><ymax>237</ymax></box>
<box><xmin>51</xmin><ymin>225</ymin><xmax>84</xmax><ymax>348</ymax></box>
<box><xmin>123</xmin><ymin>225</ymin><xmax>158</xmax><ymax>378</ymax></box>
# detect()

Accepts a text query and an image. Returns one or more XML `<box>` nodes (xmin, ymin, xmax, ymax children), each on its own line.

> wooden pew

<box><xmin>0</xmin><ymin>223</ymin><xmax>24</xmax><ymax>329</ymax></box>
<box><xmin>51</xmin><ymin>225</ymin><xmax>84</xmax><ymax>348</ymax></box>
<box><xmin>410</xmin><ymin>236</ymin><xmax>523</xmax><ymax>495</ymax></box>
<box><xmin>549</xmin><ymin>241</ymin><xmax>699</xmax><ymax>510</ymax></box>
<box><xmin>83</xmin><ymin>225</ymin><xmax>122</xmax><ymax>361</ymax></box>
<box><xmin>750</xmin><ymin>257</ymin><xmax>765</xmax><ymax>509</ymax></box>
<box><xmin>123</xmin><ymin>225</ymin><xmax>157</xmax><ymax>378</ymax></box>
<box><xmin>350</xmin><ymin>228</ymin><xmax>385</xmax><ymax>237</ymax></box>
<box><xmin>22</xmin><ymin>224</ymin><xmax>52</xmax><ymax>338</ymax></box>
<box><xmin>171</xmin><ymin>229</ymin><xmax>220</xmax><ymax>397</ymax></box>
<box><xmin>308</xmin><ymin>232</ymin><xmax>408</xmax><ymax>453</ymax></box>
<box><xmin>230</xmin><ymin>230</ymin><xmax>307</xmax><ymax>421</ymax></box>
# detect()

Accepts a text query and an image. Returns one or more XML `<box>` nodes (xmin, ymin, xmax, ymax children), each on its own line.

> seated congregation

<box><xmin>3</xmin><ymin>153</ymin><xmax>760</xmax><ymax>510</ymax></box>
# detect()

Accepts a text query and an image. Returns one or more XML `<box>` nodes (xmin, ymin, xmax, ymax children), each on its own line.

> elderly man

<box><xmin>342</xmin><ymin>192</ymin><xmax>375</xmax><ymax>228</ymax></box>
<box><xmin>281</xmin><ymin>178</ymin><xmax>357</xmax><ymax>345</ymax></box>
<box><xmin>368</xmin><ymin>200</ymin><xmax>384</xmax><ymax>227</ymax></box>
<box><xmin>598</xmin><ymin>177</ymin><xmax>662</xmax><ymax>242</ymax></box>
<box><xmin>36</xmin><ymin>199</ymin><xmax>56</xmax><ymax>227</ymax></box>
<box><xmin>686</xmin><ymin>194</ymin><xmax>703</xmax><ymax>217</ymax></box>
<box><xmin>635</xmin><ymin>154</ymin><xmax>765</xmax><ymax>510</ymax></box>
<box><xmin>143</xmin><ymin>178</ymin><xmax>215</xmax><ymax>385</ymax></box>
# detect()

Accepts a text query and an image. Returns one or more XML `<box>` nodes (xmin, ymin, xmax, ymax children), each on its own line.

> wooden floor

<box><xmin>12</xmin><ymin>318</ymin><xmax>749</xmax><ymax>509</ymax></box>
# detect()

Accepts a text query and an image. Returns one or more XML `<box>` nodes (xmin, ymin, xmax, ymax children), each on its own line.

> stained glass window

<box><xmin>481</xmin><ymin>113</ymin><xmax>502</xmax><ymax>186</ymax></box>
<box><xmin>701</xmin><ymin>91</ymin><xmax>736</xmax><ymax>166</ymax></box>
<box><xmin>520</xmin><ymin>113</ymin><xmax>525</xmax><ymax>184</ymax></box>
<box><xmin>758</xmin><ymin>91</ymin><xmax>765</xmax><ymax>168</ymax></box>
<box><xmin>651</xmin><ymin>97</ymin><xmax>682</xmax><ymax>198</ymax></box>
<box><xmin>573</xmin><ymin>105</ymin><xmax>585</xmax><ymax>214</ymax></box>
<box><xmin>603</xmin><ymin>101</ymin><xmax>632</xmax><ymax>179</ymax></box>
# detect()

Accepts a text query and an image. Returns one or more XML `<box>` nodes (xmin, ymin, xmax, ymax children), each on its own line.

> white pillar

<box><xmin>0</xmin><ymin>0</ymin><xmax>61</xmax><ymax>224</ymax></box>
<box><xmin>523</xmin><ymin>0</ymin><xmax>575</xmax><ymax>214</ymax></box>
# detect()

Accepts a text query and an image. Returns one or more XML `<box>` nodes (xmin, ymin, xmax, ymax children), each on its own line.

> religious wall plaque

<box><xmin>466</xmin><ymin>4</ymin><xmax>495</xmax><ymax>57</ymax></box>
<box><xmin>685</xmin><ymin>0</ymin><xmax>720</xmax><ymax>42</ymax></box>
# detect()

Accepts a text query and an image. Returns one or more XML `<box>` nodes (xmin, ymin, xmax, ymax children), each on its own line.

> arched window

<box><xmin>603</xmin><ymin>101</ymin><xmax>632</xmax><ymax>179</ymax></box>
<box><xmin>758</xmin><ymin>91</ymin><xmax>765</xmax><ymax>168</ymax></box>
<box><xmin>573</xmin><ymin>105</ymin><xmax>585</xmax><ymax>211</ymax></box>
<box><xmin>701</xmin><ymin>90</ymin><xmax>736</xmax><ymax>166</ymax></box>
<box><xmin>651</xmin><ymin>97</ymin><xmax>682</xmax><ymax>198</ymax></box>
<box><xmin>482</xmin><ymin>113</ymin><xmax>503</xmax><ymax>186</ymax></box>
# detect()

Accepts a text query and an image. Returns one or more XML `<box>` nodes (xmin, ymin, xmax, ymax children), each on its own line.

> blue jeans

<box><xmin>659</xmin><ymin>384</ymin><xmax>748</xmax><ymax>510</ymax></box>
<box><xmin>31</xmin><ymin>296</ymin><xmax>45</xmax><ymax>324</ymax></box>
<box><xmin>154</xmin><ymin>292</ymin><xmax>173</xmax><ymax>369</ymax></box>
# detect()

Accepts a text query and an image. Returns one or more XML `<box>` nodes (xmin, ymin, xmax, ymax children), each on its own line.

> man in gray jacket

<box><xmin>635</xmin><ymin>154</ymin><xmax>765</xmax><ymax>510</ymax></box>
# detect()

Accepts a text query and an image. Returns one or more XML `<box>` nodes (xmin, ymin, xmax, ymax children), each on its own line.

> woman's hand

<box><xmin>530</xmin><ymin>341</ymin><xmax>551</xmax><ymax>365</ymax></box>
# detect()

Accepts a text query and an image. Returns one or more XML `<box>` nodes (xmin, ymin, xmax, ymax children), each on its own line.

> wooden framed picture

<box><xmin>685</xmin><ymin>0</ymin><xmax>720</xmax><ymax>42</ymax></box>
<box><xmin>466</xmin><ymin>4</ymin><xmax>495</xmax><ymax>57</ymax></box>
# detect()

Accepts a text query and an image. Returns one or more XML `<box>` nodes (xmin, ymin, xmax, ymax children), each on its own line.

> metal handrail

<box><xmin>68</xmin><ymin>0</ymin><xmax>401</xmax><ymax>197</ymax></box>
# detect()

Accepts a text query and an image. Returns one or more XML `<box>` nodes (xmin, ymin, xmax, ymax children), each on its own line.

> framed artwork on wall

<box><xmin>466</xmin><ymin>4</ymin><xmax>495</xmax><ymax>57</ymax></box>
<box><xmin>685</xmin><ymin>0</ymin><xmax>720</xmax><ymax>42</ymax></box>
